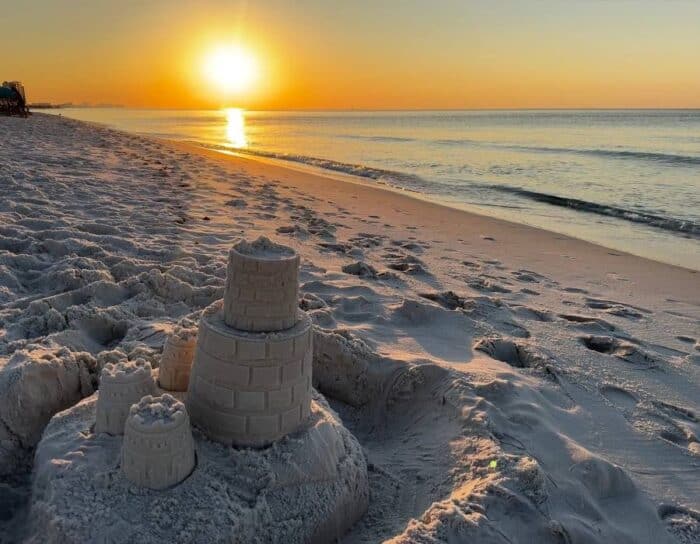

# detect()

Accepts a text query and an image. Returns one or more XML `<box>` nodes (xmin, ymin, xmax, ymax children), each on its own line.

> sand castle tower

<box><xmin>121</xmin><ymin>394</ymin><xmax>196</xmax><ymax>490</ymax></box>
<box><xmin>187</xmin><ymin>237</ymin><xmax>313</xmax><ymax>447</ymax></box>
<box><xmin>159</xmin><ymin>325</ymin><xmax>197</xmax><ymax>392</ymax></box>
<box><xmin>95</xmin><ymin>359</ymin><xmax>156</xmax><ymax>435</ymax></box>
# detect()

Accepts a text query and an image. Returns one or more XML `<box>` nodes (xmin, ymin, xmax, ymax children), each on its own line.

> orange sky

<box><xmin>5</xmin><ymin>1</ymin><xmax>700</xmax><ymax>109</ymax></box>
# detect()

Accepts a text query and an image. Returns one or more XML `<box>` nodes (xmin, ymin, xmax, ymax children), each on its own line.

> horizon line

<box><xmin>34</xmin><ymin>105</ymin><xmax>700</xmax><ymax>112</ymax></box>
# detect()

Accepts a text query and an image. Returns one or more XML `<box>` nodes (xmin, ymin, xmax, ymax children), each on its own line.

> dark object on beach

<box><xmin>0</xmin><ymin>81</ymin><xmax>29</xmax><ymax>117</ymax></box>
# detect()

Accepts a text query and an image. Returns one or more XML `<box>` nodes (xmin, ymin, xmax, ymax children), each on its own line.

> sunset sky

<box><xmin>5</xmin><ymin>0</ymin><xmax>700</xmax><ymax>109</ymax></box>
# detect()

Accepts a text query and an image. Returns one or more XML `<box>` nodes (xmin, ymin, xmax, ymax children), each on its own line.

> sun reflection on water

<box><xmin>225</xmin><ymin>108</ymin><xmax>247</xmax><ymax>148</ymax></box>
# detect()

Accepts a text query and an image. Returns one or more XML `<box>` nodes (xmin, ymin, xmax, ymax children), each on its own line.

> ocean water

<box><xmin>49</xmin><ymin>108</ymin><xmax>700</xmax><ymax>270</ymax></box>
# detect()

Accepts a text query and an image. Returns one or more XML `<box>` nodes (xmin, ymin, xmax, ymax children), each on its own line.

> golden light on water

<box><xmin>203</xmin><ymin>45</ymin><xmax>258</xmax><ymax>95</ymax></box>
<box><xmin>225</xmin><ymin>108</ymin><xmax>247</xmax><ymax>148</ymax></box>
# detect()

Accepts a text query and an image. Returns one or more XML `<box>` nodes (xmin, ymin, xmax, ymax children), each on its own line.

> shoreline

<box><xmin>168</xmin><ymin>138</ymin><xmax>699</xmax><ymax>307</ymax></box>
<box><xmin>42</xmin><ymin>109</ymin><xmax>700</xmax><ymax>271</ymax></box>
<box><xmin>207</xmin><ymin>145</ymin><xmax>700</xmax><ymax>268</ymax></box>
<box><xmin>27</xmin><ymin>110</ymin><xmax>696</xmax><ymax>308</ymax></box>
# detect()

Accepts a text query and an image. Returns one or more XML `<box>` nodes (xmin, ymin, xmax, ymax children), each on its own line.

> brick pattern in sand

<box><xmin>121</xmin><ymin>394</ymin><xmax>195</xmax><ymax>490</ymax></box>
<box><xmin>95</xmin><ymin>359</ymin><xmax>156</xmax><ymax>436</ymax></box>
<box><xmin>158</xmin><ymin>329</ymin><xmax>197</xmax><ymax>392</ymax></box>
<box><xmin>188</xmin><ymin>237</ymin><xmax>312</xmax><ymax>447</ymax></box>
<box><xmin>223</xmin><ymin>238</ymin><xmax>300</xmax><ymax>332</ymax></box>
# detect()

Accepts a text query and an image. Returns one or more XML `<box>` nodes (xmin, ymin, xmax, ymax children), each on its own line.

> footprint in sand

<box><xmin>317</xmin><ymin>242</ymin><xmax>353</xmax><ymax>254</ymax></box>
<box><xmin>462</xmin><ymin>297</ymin><xmax>531</xmax><ymax>338</ymax></box>
<box><xmin>299</xmin><ymin>292</ymin><xmax>327</xmax><ymax>311</ymax></box>
<box><xmin>584</xmin><ymin>297</ymin><xmax>651</xmax><ymax>319</ymax></box>
<box><xmin>519</xmin><ymin>288</ymin><xmax>540</xmax><ymax>296</ymax></box>
<box><xmin>562</xmin><ymin>286</ymin><xmax>589</xmax><ymax>294</ymax></box>
<box><xmin>290</xmin><ymin>207</ymin><xmax>333</xmax><ymax>230</ymax></box>
<box><xmin>653</xmin><ymin>400</ymin><xmax>698</xmax><ymax>424</ymax></box>
<box><xmin>559</xmin><ymin>313</ymin><xmax>618</xmax><ymax>334</ymax></box>
<box><xmin>580</xmin><ymin>335</ymin><xmax>660</xmax><ymax>367</ymax></box>
<box><xmin>402</xmin><ymin>242</ymin><xmax>425</xmax><ymax>253</ymax></box>
<box><xmin>349</xmin><ymin>232</ymin><xmax>386</xmax><ymax>248</ymax></box>
<box><xmin>599</xmin><ymin>384</ymin><xmax>639</xmax><ymax>411</ymax></box>
<box><xmin>510</xmin><ymin>305</ymin><xmax>555</xmax><ymax>322</ymax></box>
<box><xmin>225</xmin><ymin>198</ymin><xmax>247</xmax><ymax>208</ymax></box>
<box><xmin>650</xmin><ymin>403</ymin><xmax>700</xmax><ymax>455</ymax></box>
<box><xmin>473</xmin><ymin>337</ymin><xmax>551</xmax><ymax>370</ymax></box>
<box><xmin>658</xmin><ymin>504</ymin><xmax>700</xmax><ymax>543</ymax></box>
<box><xmin>341</xmin><ymin>261</ymin><xmax>398</xmax><ymax>281</ymax></box>
<box><xmin>386</xmin><ymin>255</ymin><xmax>430</xmax><ymax>277</ymax></box>
<box><xmin>418</xmin><ymin>291</ymin><xmax>465</xmax><ymax>310</ymax></box>
<box><xmin>511</xmin><ymin>271</ymin><xmax>540</xmax><ymax>283</ymax></box>
<box><xmin>467</xmin><ymin>278</ymin><xmax>511</xmax><ymax>294</ymax></box>
<box><xmin>675</xmin><ymin>335</ymin><xmax>697</xmax><ymax>346</ymax></box>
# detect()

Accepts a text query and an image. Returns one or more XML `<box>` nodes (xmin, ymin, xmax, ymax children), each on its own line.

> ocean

<box><xmin>47</xmin><ymin>108</ymin><xmax>700</xmax><ymax>270</ymax></box>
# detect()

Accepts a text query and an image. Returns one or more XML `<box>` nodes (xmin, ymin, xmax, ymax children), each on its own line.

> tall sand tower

<box><xmin>187</xmin><ymin>237</ymin><xmax>312</xmax><ymax>446</ymax></box>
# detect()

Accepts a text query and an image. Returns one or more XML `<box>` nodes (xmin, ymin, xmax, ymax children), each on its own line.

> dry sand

<box><xmin>0</xmin><ymin>113</ymin><xmax>698</xmax><ymax>543</ymax></box>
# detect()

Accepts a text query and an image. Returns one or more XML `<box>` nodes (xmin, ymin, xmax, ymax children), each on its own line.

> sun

<box><xmin>203</xmin><ymin>45</ymin><xmax>258</xmax><ymax>94</ymax></box>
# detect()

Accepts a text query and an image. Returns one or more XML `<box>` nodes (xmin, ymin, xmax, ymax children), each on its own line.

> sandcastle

<box><xmin>95</xmin><ymin>359</ymin><xmax>156</xmax><ymax>435</ymax></box>
<box><xmin>121</xmin><ymin>394</ymin><xmax>196</xmax><ymax>490</ymax></box>
<box><xmin>30</xmin><ymin>237</ymin><xmax>369</xmax><ymax>543</ymax></box>
<box><xmin>159</xmin><ymin>324</ymin><xmax>197</xmax><ymax>392</ymax></box>
<box><xmin>187</xmin><ymin>237</ymin><xmax>313</xmax><ymax>447</ymax></box>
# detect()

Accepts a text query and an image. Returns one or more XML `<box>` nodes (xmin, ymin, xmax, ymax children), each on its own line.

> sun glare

<box><xmin>225</xmin><ymin>108</ymin><xmax>247</xmax><ymax>148</ymax></box>
<box><xmin>204</xmin><ymin>45</ymin><xmax>258</xmax><ymax>95</ymax></box>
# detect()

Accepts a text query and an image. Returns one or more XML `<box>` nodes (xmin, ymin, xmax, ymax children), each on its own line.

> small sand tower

<box><xmin>187</xmin><ymin>237</ymin><xmax>312</xmax><ymax>447</ymax></box>
<box><xmin>159</xmin><ymin>325</ymin><xmax>197</xmax><ymax>392</ymax></box>
<box><xmin>95</xmin><ymin>359</ymin><xmax>156</xmax><ymax>435</ymax></box>
<box><xmin>121</xmin><ymin>394</ymin><xmax>196</xmax><ymax>490</ymax></box>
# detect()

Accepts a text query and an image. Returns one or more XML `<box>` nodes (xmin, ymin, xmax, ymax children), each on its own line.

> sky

<box><xmin>3</xmin><ymin>0</ymin><xmax>700</xmax><ymax>109</ymax></box>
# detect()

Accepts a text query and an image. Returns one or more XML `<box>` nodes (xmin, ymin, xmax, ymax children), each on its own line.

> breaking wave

<box><xmin>204</xmin><ymin>143</ymin><xmax>699</xmax><ymax>238</ymax></box>
<box><xmin>337</xmin><ymin>134</ymin><xmax>416</xmax><ymax>143</ymax></box>
<box><xmin>485</xmin><ymin>185</ymin><xmax>700</xmax><ymax>237</ymax></box>
<box><xmin>206</xmin><ymin>144</ymin><xmax>425</xmax><ymax>186</ymax></box>
<box><xmin>434</xmin><ymin>139</ymin><xmax>700</xmax><ymax>167</ymax></box>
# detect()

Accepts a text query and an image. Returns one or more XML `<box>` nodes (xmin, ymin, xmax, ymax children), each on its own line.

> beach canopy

<box><xmin>0</xmin><ymin>86</ymin><xmax>18</xmax><ymax>99</ymax></box>
<box><xmin>0</xmin><ymin>81</ymin><xmax>28</xmax><ymax>116</ymax></box>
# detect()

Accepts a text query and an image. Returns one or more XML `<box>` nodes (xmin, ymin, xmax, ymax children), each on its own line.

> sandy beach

<box><xmin>1</xmin><ymin>113</ymin><xmax>699</xmax><ymax>542</ymax></box>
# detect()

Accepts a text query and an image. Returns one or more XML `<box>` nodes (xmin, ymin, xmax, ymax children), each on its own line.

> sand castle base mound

<box><xmin>28</xmin><ymin>391</ymin><xmax>368</xmax><ymax>544</ymax></box>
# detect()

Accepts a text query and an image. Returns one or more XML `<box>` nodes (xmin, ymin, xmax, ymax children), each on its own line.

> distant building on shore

<box><xmin>28</xmin><ymin>102</ymin><xmax>71</xmax><ymax>109</ymax></box>
<box><xmin>28</xmin><ymin>102</ymin><xmax>125</xmax><ymax>109</ymax></box>
<box><xmin>0</xmin><ymin>81</ymin><xmax>28</xmax><ymax>117</ymax></box>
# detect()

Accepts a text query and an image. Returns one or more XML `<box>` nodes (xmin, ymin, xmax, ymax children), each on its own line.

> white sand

<box><xmin>30</xmin><ymin>392</ymin><xmax>368</xmax><ymax>543</ymax></box>
<box><xmin>0</xmin><ymin>113</ymin><xmax>699</xmax><ymax>543</ymax></box>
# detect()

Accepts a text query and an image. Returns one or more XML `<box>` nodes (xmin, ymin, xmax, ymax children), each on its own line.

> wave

<box><xmin>337</xmin><ymin>134</ymin><xmax>416</xmax><ymax>143</ymax></box>
<box><xmin>526</xmin><ymin>146</ymin><xmax>700</xmax><ymax>167</ymax></box>
<box><xmin>433</xmin><ymin>138</ymin><xmax>482</xmax><ymax>146</ymax></box>
<box><xmin>433</xmin><ymin>139</ymin><xmax>700</xmax><ymax>167</ymax></box>
<box><xmin>205</xmin><ymin>144</ymin><xmax>424</xmax><ymax>186</ymax></box>
<box><xmin>202</xmin><ymin>143</ymin><xmax>699</xmax><ymax>238</ymax></box>
<box><xmin>486</xmin><ymin>185</ymin><xmax>700</xmax><ymax>237</ymax></box>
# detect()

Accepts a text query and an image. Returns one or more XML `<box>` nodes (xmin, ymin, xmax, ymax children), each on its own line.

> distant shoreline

<box><xmin>43</xmin><ymin>105</ymin><xmax>700</xmax><ymax>112</ymax></box>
